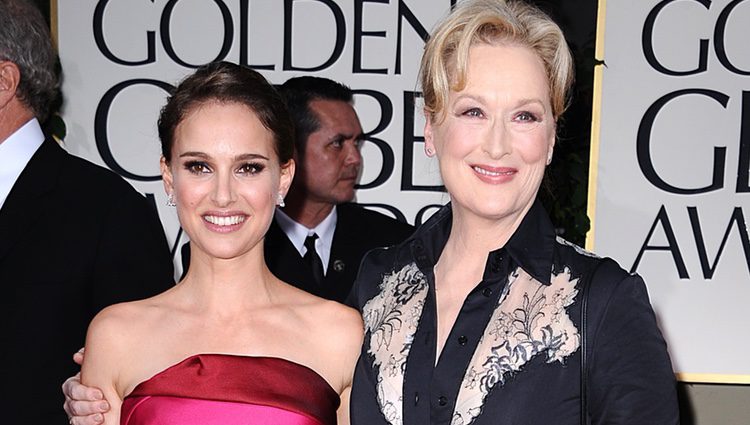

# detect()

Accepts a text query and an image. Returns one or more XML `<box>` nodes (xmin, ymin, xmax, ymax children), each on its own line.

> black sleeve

<box><xmin>588</xmin><ymin>267</ymin><xmax>679</xmax><ymax>424</ymax></box>
<box><xmin>345</xmin><ymin>248</ymin><xmax>376</xmax><ymax>310</ymax></box>
<box><xmin>90</xmin><ymin>189</ymin><xmax>175</xmax><ymax>311</ymax></box>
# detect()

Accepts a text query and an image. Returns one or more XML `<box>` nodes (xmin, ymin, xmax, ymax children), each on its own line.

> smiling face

<box><xmin>161</xmin><ymin>101</ymin><xmax>294</xmax><ymax>260</ymax></box>
<box><xmin>295</xmin><ymin>99</ymin><xmax>363</xmax><ymax>206</ymax></box>
<box><xmin>425</xmin><ymin>43</ymin><xmax>555</xmax><ymax>226</ymax></box>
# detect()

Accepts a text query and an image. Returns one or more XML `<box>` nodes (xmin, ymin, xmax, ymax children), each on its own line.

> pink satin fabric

<box><xmin>120</xmin><ymin>354</ymin><xmax>339</xmax><ymax>425</ymax></box>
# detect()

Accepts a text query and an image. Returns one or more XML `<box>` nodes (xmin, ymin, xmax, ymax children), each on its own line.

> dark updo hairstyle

<box><xmin>158</xmin><ymin>61</ymin><xmax>294</xmax><ymax>165</ymax></box>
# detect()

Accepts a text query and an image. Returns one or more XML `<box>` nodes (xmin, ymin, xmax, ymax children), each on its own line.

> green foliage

<box><xmin>540</xmin><ymin>150</ymin><xmax>591</xmax><ymax>246</ymax></box>
<box><xmin>530</xmin><ymin>0</ymin><xmax>598</xmax><ymax>247</ymax></box>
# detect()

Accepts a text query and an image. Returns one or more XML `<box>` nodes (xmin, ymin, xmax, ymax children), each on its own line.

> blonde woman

<box><xmin>348</xmin><ymin>1</ymin><xmax>678</xmax><ymax>424</ymax></box>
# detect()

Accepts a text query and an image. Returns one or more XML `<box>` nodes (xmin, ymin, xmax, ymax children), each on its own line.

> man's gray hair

<box><xmin>0</xmin><ymin>0</ymin><xmax>58</xmax><ymax>121</ymax></box>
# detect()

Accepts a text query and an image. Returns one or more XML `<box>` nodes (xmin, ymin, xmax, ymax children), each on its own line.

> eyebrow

<box><xmin>454</xmin><ymin>94</ymin><xmax>547</xmax><ymax>110</ymax></box>
<box><xmin>330</xmin><ymin>132</ymin><xmax>365</xmax><ymax>142</ymax></box>
<box><xmin>178</xmin><ymin>152</ymin><xmax>270</xmax><ymax>161</ymax></box>
<box><xmin>514</xmin><ymin>98</ymin><xmax>547</xmax><ymax>110</ymax></box>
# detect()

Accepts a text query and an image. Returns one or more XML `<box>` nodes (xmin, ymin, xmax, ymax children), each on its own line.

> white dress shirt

<box><xmin>274</xmin><ymin>206</ymin><xmax>337</xmax><ymax>274</ymax></box>
<box><xmin>0</xmin><ymin>118</ymin><xmax>45</xmax><ymax>209</ymax></box>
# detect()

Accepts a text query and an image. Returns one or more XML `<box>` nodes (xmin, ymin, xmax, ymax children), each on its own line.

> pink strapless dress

<box><xmin>120</xmin><ymin>354</ymin><xmax>339</xmax><ymax>425</ymax></box>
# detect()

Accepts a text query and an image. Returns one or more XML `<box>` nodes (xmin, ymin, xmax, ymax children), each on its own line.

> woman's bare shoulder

<box><xmin>84</xmin><ymin>300</ymin><xmax>156</xmax><ymax>365</ymax></box>
<box><xmin>90</xmin><ymin>295</ymin><xmax>168</xmax><ymax>333</ymax></box>
<box><xmin>289</xmin><ymin>297</ymin><xmax>363</xmax><ymax>391</ymax></box>
<box><xmin>275</xmin><ymin>285</ymin><xmax>363</xmax><ymax>349</ymax></box>
<box><xmin>284</xmin><ymin>287</ymin><xmax>361</xmax><ymax>329</ymax></box>
<box><xmin>82</xmin><ymin>295</ymin><xmax>180</xmax><ymax>396</ymax></box>
<box><xmin>306</xmin><ymin>299</ymin><xmax>363</xmax><ymax>355</ymax></box>
<box><xmin>321</xmin><ymin>300</ymin><xmax>362</xmax><ymax>333</ymax></box>
<box><xmin>89</xmin><ymin>300</ymin><xmax>144</xmax><ymax>335</ymax></box>
<box><xmin>86</xmin><ymin>291</ymin><xmax>179</xmax><ymax>360</ymax></box>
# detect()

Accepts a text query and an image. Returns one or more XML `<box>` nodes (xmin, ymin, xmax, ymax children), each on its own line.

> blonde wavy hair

<box><xmin>420</xmin><ymin>0</ymin><xmax>574</xmax><ymax>123</ymax></box>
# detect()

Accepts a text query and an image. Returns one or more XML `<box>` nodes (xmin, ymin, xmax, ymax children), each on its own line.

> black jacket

<box><xmin>265</xmin><ymin>203</ymin><xmax>414</xmax><ymax>303</ymax></box>
<box><xmin>0</xmin><ymin>140</ymin><xmax>175</xmax><ymax>424</ymax></box>
<box><xmin>349</xmin><ymin>201</ymin><xmax>678</xmax><ymax>425</ymax></box>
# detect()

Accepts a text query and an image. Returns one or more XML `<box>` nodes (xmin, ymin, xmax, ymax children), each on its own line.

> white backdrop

<box><xmin>591</xmin><ymin>0</ymin><xmax>750</xmax><ymax>382</ymax></box>
<box><xmin>57</xmin><ymin>0</ymin><xmax>750</xmax><ymax>381</ymax></box>
<box><xmin>56</xmin><ymin>0</ymin><xmax>455</xmax><ymax>278</ymax></box>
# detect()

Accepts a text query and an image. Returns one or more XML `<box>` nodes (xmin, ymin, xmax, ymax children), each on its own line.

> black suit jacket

<box><xmin>0</xmin><ymin>139</ymin><xmax>175</xmax><ymax>424</ymax></box>
<box><xmin>264</xmin><ymin>203</ymin><xmax>414</xmax><ymax>303</ymax></box>
<box><xmin>182</xmin><ymin>203</ymin><xmax>414</xmax><ymax>304</ymax></box>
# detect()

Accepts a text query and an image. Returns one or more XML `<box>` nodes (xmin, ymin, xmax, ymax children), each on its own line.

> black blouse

<box><xmin>348</xmin><ymin>201</ymin><xmax>678</xmax><ymax>425</ymax></box>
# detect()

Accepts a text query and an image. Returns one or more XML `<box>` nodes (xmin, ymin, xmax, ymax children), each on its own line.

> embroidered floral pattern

<box><xmin>362</xmin><ymin>263</ymin><xmax>428</xmax><ymax>425</ymax></box>
<box><xmin>362</xmin><ymin>259</ymin><xmax>582</xmax><ymax>425</ymax></box>
<box><xmin>451</xmin><ymin>266</ymin><xmax>581</xmax><ymax>425</ymax></box>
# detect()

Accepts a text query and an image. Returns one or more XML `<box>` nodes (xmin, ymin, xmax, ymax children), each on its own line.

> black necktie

<box><xmin>303</xmin><ymin>233</ymin><xmax>325</xmax><ymax>286</ymax></box>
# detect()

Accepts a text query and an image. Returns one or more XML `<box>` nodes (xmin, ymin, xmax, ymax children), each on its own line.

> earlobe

<box><xmin>280</xmin><ymin>159</ymin><xmax>296</xmax><ymax>196</ymax></box>
<box><xmin>546</xmin><ymin>135</ymin><xmax>556</xmax><ymax>165</ymax></box>
<box><xmin>423</xmin><ymin>112</ymin><xmax>436</xmax><ymax>157</ymax></box>
<box><xmin>160</xmin><ymin>156</ymin><xmax>174</xmax><ymax>194</ymax></box>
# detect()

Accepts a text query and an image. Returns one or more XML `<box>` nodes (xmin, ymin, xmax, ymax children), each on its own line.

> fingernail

<box><xmin>99</xmin><ymin>401</ymin><xmax>109</xmax><ymax>411</ymax></box>
<box><xmin>93</xmin><ymin>391</ymin><xmax>103</xmax><ymax>400</ymax></box>
<box><xmin>93</xmin><ymin>413</ymin><xmax>103</xmax><ymax>422</ymax></box>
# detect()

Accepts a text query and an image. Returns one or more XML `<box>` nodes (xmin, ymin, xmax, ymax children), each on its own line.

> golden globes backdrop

<box><xmin>56</xmin><ymin>0</ymin><xmax>454</xmax><ymax>277</ymax></box>
<box><xmin>590</xmin><ymin>0</ymin><xmax>749</xmax><ymax>382</ymax></box>
<box><xmin>56</xmin><ymin>0</ymin><xmax>749</xmax><ymax>381</ymax></box>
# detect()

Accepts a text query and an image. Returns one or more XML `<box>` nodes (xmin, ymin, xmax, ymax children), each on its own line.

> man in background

<box><xmin>269</xmin><ymin>76</ymin><xmax>413</xmax><ymax>302</ymax></box>
<box><xmin>0</xmin><ymin>1</ymin><xmax>174</xmax><ymax>422</ymax></box>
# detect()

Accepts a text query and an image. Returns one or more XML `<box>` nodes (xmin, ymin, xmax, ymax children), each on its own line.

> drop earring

<box><xmin>166</xmin><ymin>193</ymin><xmax>176</xmax><ymax>207</ymax></box>
<box><xmin>276</xmin><ymin>193</ymin><xmax>285</xmax><ymax>207</ymax></box>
